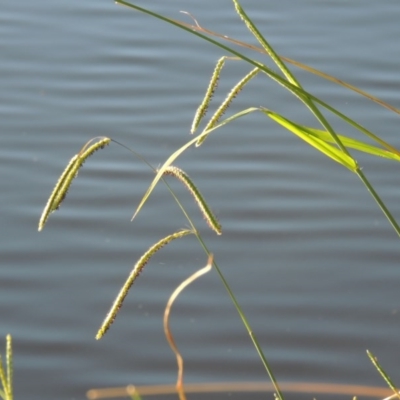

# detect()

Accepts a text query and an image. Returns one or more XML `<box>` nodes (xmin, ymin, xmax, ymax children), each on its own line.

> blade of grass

<box><xmin>263</xmin><ymin>109</ymin><xmax>400</xmax><ymax>163</ymax></box>
<box><xmin>301</xmin><ymin>127</ymin><xmax>400</xmax><ymax>161</ymax></box>
<box><xmin>261</xmin><ymin>109</ymin><xmax>357</xmax><ymax>171</ymax></box>
<box><xmin>231</xmin><ymin>0</ymin><xmax>299</xmax><ymax>87</ymax></box>
<box><xmin>367</xmin><ymin>350</ymin><xmax>400</xmax><ymax>400</ymax></box>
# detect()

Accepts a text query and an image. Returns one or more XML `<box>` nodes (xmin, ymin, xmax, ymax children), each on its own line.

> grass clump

<box><xmin>36</xmin><ymin>1</ymin><xmax>400</xmax><ymax>399</ymax></box>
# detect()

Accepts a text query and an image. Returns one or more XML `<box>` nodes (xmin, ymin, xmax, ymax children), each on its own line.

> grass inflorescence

<box><xmin>38</xmin><ymin>137</ymin><xmax>110</xmax><ymax>231</ymax></box>
<box><xmin>96</xmin><ymin>229</ymin><xmax>194</xmax><ymax>340</ymax></box>
<box><xmin>196</xmin><ymin>66</ymin><xmax>260</xmax><ymax>147</ymax></box>
<box><xmin>163</xmin><ymin>165</ymin><xmax>222</xmax><ymax>235</ymax></box>
<box><xmin>191</xmin><ymin>56</ymin><xmax>227</xmax><ymax>134</ymax></box>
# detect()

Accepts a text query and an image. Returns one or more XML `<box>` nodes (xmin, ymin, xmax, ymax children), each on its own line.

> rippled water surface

<box><xmin>1</xmin><ymin>1</ymin><xmax>400</xmax><ymax>399</ymax></box>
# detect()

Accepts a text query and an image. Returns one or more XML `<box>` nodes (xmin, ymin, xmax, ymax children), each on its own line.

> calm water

<box><xmin>1</xmin><ymin>1</ymin><xmax>400</xmax><ymax>399</ymax></box>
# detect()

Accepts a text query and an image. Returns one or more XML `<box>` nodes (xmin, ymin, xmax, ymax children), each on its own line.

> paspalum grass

<box><xmin>95</xmin><ymin>229</ymin><xmax>194</xmax><ymax>340</ymax></box>
<box><xmin>38</xmin><ymin>0</ymin><xmax>400</xmax><ymax>398</ymax></box>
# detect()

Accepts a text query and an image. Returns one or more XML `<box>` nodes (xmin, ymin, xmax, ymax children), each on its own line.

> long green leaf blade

<box><xmin>262</xmin><ymin>109</ymin><xmax>357</xmax><ymax>171</ymax></box>
<box><xmin>305</xmin><ymin>127</ymin><xmax>400</xmax><ymax>161</ymax></box>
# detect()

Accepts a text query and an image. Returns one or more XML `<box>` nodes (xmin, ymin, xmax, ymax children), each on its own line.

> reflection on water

<box><xmin>1</xmin><ymin>0</ymin><xmax>400</xmax><ymax>398</ymax></box>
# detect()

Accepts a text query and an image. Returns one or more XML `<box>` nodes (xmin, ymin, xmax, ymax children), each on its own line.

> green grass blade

<box><xmin>305</xmin><ymin>127</ymin><xmax>400</xmax><ymax>161</ymax></box>
<box><xmin>232</xmin><ymin>0</ymin><xmax>298</xmax><ymax>88</ymax></box>
<box><xmin>367</xmin><ymin>350</ymin><xmax>400</xmax><ymax>399</ymax></box>
<box><xmin>261</xmin><ymin>109</ymin><xmax>357</xmax><ymax>171</ymax></box>
<box><xmin>263</xmin><ymin>110</ymin><xmax>400</xmax><ymax>161</ymax></box>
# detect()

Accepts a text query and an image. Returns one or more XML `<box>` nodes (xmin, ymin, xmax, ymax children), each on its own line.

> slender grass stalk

<box><xmin>367</xmin><ymin>350</ymin><xmax>400</xmax><ymax>400</ymax></box>
<box><xmin>163</xmin><ymin>166</ymin><xmax>221</xmax><ymax>235</ymax></box>
<box><xmin>357</xmin><ymin>169</ymin><xmax>400</xmax><ymax>242</ymax></box>
<box><xmin>231</xmin><ymin>0</ymin><xmax>299</xmax><ymax>88</ymax></box>
<box><xmin>96</xmin><ymin>229</ymin><xmax>193</xmax><ymax>340</ymax></box>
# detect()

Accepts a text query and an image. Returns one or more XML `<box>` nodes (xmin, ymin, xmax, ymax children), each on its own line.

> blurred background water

<box><xmin>1</xmin><ymin>0</ymin><xmax>400</xmax><ymax>399</ymax></box>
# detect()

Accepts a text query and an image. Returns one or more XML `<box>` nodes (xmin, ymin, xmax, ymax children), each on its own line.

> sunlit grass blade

<box><xmin>262</xmin><ymin>109</ymin><xmax>400</xmax><ymax>162</ymax></box>
<box><xmin>96</xmin><ymin>229</ymin><xmax>194</xmax><ymax>340</ymax></box>
<box><xmin>367</xmin><ymin>350</ymin><xmax>400</xmax><ymax>400</ymax></box>
<box><xmin>261</xmin><ymin>108</ymin><xmax>357</xmax><ymax>171</ymax></box>
<box><xmin>232</xmin><ymin>0</ymin><xmax>298</xmax><ymax>88</ymax></box>
<box><xmin>305</xmin><ymin>127</ymin><xmax>400</xmax><ymax>161</ymax></box>
<box><xmin>132</xmin><ymin>107</ymin><xmax>259</xmax><ymax>221</ymax></box>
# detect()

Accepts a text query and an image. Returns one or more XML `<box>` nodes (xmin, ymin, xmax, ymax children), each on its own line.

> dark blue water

<box><xmin>1</xmin><ymin>0</ymin><xmax>400</xmax><ymax>398</ymax></box>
